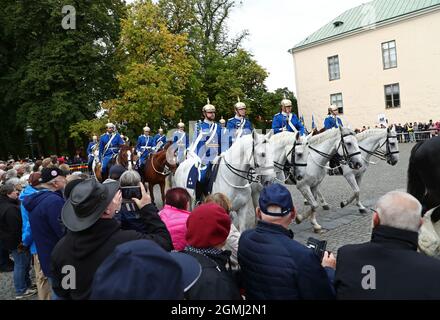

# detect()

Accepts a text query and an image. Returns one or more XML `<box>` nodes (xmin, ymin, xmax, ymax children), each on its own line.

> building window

<box><xmin>330</xmin><ymin>93</ymin><xmax>344</xmax><ymax>114</ymax></box>
<box><xmin>382</xmin><ymin>40</ymin><xmax>397</xmax><ymax>69</ymax></box>
<box><xmin>384</xmin><ymin>83</ymin><xmax>400</xmax><ymax>108</ymax></box>
<box><xmin>328</xmin><ymin>55</ymin><xmax>340</xmax><ymax>80</ymax></box>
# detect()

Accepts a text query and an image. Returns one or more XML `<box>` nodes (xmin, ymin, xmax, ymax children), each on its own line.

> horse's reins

<box><xmin>150</xmin><ymin>152</ymin><xmax>171</xmax><ymax>176</ymax></box>
<box><xmin>359</xmin><ymin>133</ymin><xmax>400</xmax><ymax>162</ymax></box>
<box><xmin>308</xmin><ymin>131</ymin><xmax>361</xmax><ymax>166</ymax></box>
<box><xmin>222</xmin><ymin>136</ymin><xmax>274</xmax><ymax>187</ymax></box>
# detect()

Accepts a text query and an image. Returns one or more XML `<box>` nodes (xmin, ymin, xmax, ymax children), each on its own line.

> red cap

<box><xmin>186</xmin><ymin>203</ymin><xmax>231</xmax><ymax>248</ymax></box>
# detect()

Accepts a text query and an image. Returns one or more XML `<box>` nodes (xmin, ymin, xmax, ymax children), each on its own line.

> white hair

<box><xmin>120</xmin><ymin>170</ymin><xmax>141</xmax><ymax>187</ymax></box>
<box><xmin>375</xmin><ymin>191</ymin><xmax>422</xmax><ymax>232</ymax></box>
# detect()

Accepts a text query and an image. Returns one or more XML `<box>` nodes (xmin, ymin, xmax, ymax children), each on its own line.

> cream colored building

<box><xmin>290</xmin><ymin>0</ymin><xmax>440</xmax><ymax>130</ymax></box>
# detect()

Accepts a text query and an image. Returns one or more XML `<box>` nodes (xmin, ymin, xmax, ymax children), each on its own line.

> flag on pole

<box><xmin>312</xmin><ymin>115</ymin><xmax>316</xmax><ymax>130</ymax></box>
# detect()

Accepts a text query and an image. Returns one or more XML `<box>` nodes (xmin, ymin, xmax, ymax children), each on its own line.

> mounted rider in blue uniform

<box><xmin>226</xmin><ymin>98</ymin><xmax>253</xmax><ymax>149</ymax></box>
<box><xmin>136</xmin><ymin>125</ymin><xmax>154</xmax><ymax>172</ymax></box>
<box><xmin>152</xmin><ymin>128</ymin><xmax>167</xmax><ymax>152</ymax></box>
<box><xmin>99</xmin><ymin>123</ymin><xmax>125</xmax><ymax>177</ymax></box>
<box><xmin>87</xmin><ymin>135</ymin><xmax>98</xmax><ymax>174</ymax></box>
<box><xmin>324</xmin><ymin>104</ymin><xmax>343</xmax><ymax>129</ymax></box>
<box><xmin>272</xmin><ymin>97</ymin><xmax>305</xmax><ymax>135</ymax></box>
<box><xmin>172</xmin><ymin>120</ymin><xmax>189</xmax><ymax>164</ymax></box>
<box><xmin>188</xmin><ymin>100</ymin><xmax>222</xmax><ymax>198</ymax></box>
<box><xmin>324</xmin><ymin>105</ymin><xmax>345</xmax><ymax>175</ymax></box>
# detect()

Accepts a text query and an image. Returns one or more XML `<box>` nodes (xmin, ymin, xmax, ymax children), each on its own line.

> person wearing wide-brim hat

<box><xmin>51</xmin><ymin>179</ymin><xmax>173</xmax><ymax>300</ymax></box>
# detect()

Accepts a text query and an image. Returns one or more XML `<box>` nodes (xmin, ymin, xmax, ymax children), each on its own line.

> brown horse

<box><xmin>94</xmin><ymin>145</ymin><xmax>135</xmax><ymax>182</ymax></box>
<box><xmin>142</xmin><ymin>141</ymin><xmax>177</xmax><ymax>204</ymax></box>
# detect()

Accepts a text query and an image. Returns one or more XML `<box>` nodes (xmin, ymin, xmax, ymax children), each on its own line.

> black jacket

<box><xmin>335</xmin><ymin>225</ymin><xmax>440</xmax><ymax>300</ymax></box>
<box><xmin>0</xmin><ymin>195</ymin><xmax>22</xmax><ymax>251</ymax></box>
<box><xmin>238</xmin><ymin>221</ymin><xmax>335</xmax><ymax>300</ymax></box>
<box><xmin>184</xmin><ymin>249</ymin><xmax>241</xmax><ymax>300</ymax></box>
<box><xmin>51</xmin><ymin>203</ymin><xmax>173</xmax><ymax>300</ymax></box>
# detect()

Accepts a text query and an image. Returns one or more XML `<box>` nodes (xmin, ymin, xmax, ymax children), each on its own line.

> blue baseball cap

<box><xmin>258</xmin><ymin>183</ymin><xmax>294</xmax><ymax>216</ymax></box>
<box><xmin>91</xmin><ymin>240</ymin><xmax>201</xmax><ymax>300</ymax></box>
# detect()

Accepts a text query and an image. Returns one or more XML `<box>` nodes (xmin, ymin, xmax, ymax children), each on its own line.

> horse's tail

<box><xmin>407</xmin><ymin>140</ymin><xmax>426</xmax><ymax>203</ymax></box>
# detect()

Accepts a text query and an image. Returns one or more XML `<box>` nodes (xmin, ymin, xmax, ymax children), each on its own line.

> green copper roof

<box><xmin>292</xmin><ymin>0</ymin><xmax>440</xmax><ymax>51</ymax></box>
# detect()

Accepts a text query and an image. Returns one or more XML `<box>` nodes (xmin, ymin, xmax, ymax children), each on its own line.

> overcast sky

<box><xmin>228</xmin><ymin>0</ymin><xmax>368</xmax><ymax>93</ymax></box>
<box><xmin>126</xmin><ymin>0</ymin><xmax>368</xmax><ymax>93</ymax></box>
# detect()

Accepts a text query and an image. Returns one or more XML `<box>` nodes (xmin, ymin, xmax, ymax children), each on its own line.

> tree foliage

<box><xmin>0</xmin><ymin>0</ymin><xmax>126</xmax><ymax>158</ymax></box>
<box><xmin>103</xmin><ymin>0</ymin><xmax>193</xmax><ymax>132</ymax></box>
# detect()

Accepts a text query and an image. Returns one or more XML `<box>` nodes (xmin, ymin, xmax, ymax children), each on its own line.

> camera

<box><xmin>306</xmin><ymin>237</ymin><xmax>327</xmax><ymax>262</ymax></box>
<box><xmin>120</xmin><ymin>186</ymin><xmax>142</xmax><ymax>200</ymax></box>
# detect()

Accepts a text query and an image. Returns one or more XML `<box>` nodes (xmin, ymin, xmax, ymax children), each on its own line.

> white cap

<box><xmin>177</xmin><ymin>119</ymin><xmax>185</xmax><ymax>128</ymax></box>
<box><xmin>329</xmin><ymin>104</ymin><xmax>338</xmax><ymax>111</ymax></box>
<box><xmin>143</xmin><ymin>126</ymin><xmax>150</xmax><ymax>132</ymax></box>
<box><xmin>106</xmin><ymin>123</ymin><xmax>115</xmax><ymax>129</ymax></box>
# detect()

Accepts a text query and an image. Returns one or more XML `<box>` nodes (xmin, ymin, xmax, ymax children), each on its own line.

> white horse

<box><xmin>339</xmin><ymin>126</ymin><xmax>399</xmax><ymax>212</ymax></box>
<box><xmin>293</xmin><ymin>127</ymin><xmax>364</xmax><ymax>232</ymax></box>
<box><xmin>174</xmin><ymin>131</ymin><xmax>276</xmax><ymax>232</ymax></box>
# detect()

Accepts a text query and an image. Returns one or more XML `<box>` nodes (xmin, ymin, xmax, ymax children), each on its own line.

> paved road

<box><xmin>0</xmin><ymin>142</ymin><xmax>413</xmax><ymax>300</ymax></box>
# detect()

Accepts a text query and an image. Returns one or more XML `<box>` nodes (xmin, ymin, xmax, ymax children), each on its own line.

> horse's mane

<box><xmin>308</xmin><ymin>128</ymin><xmax>352</xmax><ymax>146</ymax></box>
<box><xmin>356</xmin><ymin>129</ymin><xmax>387</xmax><ymax>142</ymax></box>
<box><xmin>270</xmin><ymin>131</ymin><xmax>297</xmax><ymax>145</ymax></box>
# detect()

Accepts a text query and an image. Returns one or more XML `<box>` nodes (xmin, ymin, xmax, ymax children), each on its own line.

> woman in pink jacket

<box><xmin>159</xmin><ymin>188</ymin><xmax>191</xmax><ymax>251</ymax></box>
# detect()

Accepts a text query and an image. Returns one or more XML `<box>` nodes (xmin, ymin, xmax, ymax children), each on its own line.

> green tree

<box><xmin>0</xmin><ymin>0</ymin><xmax>126</xmax><ymax>158</ymax></box>
<box><xmin>104</xmin><ymin>0</ymin><xmax>193</xmax><ymax>134</ymax></box>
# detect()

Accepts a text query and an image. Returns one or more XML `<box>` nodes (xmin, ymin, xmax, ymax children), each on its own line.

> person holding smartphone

<box><xmin>115</xmin><ymin>170</ymin><xmax>150</xmax><ymax>234</ymax></box>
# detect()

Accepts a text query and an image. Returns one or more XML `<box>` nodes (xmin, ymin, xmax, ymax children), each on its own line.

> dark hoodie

<box><xmin>23</xmin><ymin>190</ymin><xmax>65</xmax><ymax>277</ymax></box>
<box><xmin>51</xmin><ymin>203</ymin><xmax>173</xmax><ymax>300</ymax></box>
<box><xmin>0</xmin><ymin>195</ymin><xmax>21</xmax><ymax>251</ymax></box>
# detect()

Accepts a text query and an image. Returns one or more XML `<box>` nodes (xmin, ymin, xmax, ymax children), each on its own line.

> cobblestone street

<box><xmin>0</xmin><ymin>143</ymin><xmax>412</xmax><ymax>300</ymax></box>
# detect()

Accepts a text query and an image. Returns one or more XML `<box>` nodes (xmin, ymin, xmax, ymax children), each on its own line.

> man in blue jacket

<box><xmin>226</xmin><ymin>99</ymin><xmax>253</xmax><ymax>148</ymax></box>
<box><xmin>238</xmin><ymin>183</ymin><xmax>336</xmax><ymax>300</ymax></box>
<box><xmin>23</xmin><ymin>168</ymin><xmax>66</xmax><ymax>299</ymax></box>
<box><xmin>19</xmin><ymin>172</ymin><xmax>52</xmax><ymax>300</ymax></box>
<box><xmin>272</xmin><ymin>98</ymin><xmax>305</xmax><ymax>135</ymax></box>
<box><xmin>324</xmin><ymin>105</ymin><xmax>343</xmax><ymax>129</ymax></box>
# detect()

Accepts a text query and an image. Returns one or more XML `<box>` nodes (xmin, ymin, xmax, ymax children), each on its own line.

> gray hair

<box><xmin>120</xmin><ymin>170</ymin><xmax>141</xmax><ymax>187</ymax></box>
<box><xmin>5</xmin><ymin>177</ymin><xmax>21</xmax><ymax>188</ymax></box>
<box><xmin>375</xmin><ymin>191</ymin><xmax>422</xmax><ymax>232</ymax></box>
<box><xmin>5</xmin><ymin>169</ymin><xmax>17</xmax><ymax>181</ymax></box>
<box><xmin>0</xmin><ymin>183</ymin><xmax>15</xmax><ymax>196</ymax></box>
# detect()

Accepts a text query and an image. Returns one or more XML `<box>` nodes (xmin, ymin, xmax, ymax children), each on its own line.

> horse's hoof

<box><xmin>359</xmin><ymin>208</ymin><xmax>367</xmax><ymax>214</ymax></box>
<box><xmin>313</xmin><ymin>226</ymin><xmax>323</xmax><ymax>234</ymax></box>
<box><xmin>295</xmin><ymin>214</ymin><xmax>303</xmax><ymax>224</ymax></box>
<box><xmin>340</xmin><ymin>202</ymin><xmax>345</xmax><ymax>208</ymax></box>
<box><xmin>322</xmin><ymin>205</ymin><xmax>330</xmax><ymax>211</ymax></box>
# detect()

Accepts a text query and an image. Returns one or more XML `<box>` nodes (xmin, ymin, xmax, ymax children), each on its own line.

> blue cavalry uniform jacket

<box><xmin>152</xmin><ymin>134</ymin><xmax>167</xmax><ymax>151</ymax></box>
<box><xmin>172</xmin><ymin>131</ymin><xmax>189</xmax><ymax>163</ymax></box>
<box><xmin>98</xmin><ymin>133</ymin><xmax>124</xmax><ymax>160</ymax></box>
<box><xmin>191</xmin><ymin>120</ymin><xmax>222</xmax><ymax>164</ymax></box>
<box><xmin>324</xmin><ymin>115</ymin><xmax>343</xmax><ymax>129</ymax></box>
<box><xmin>135</xmin><ymin>134</ymin><xmax>154</xmax><ymax>164</ymax></box>
<box><xmin>226</xmin><ymin>116</ymin><xmax>253</xmax><ymax>148</ymax></box>
<box><xmin>238</xmin><ymin>221</ymin><xmax>335</xmax><ymax>300</ymax></box>
<box><xmin>272</xmin><ymin>112</ymin><xmax>305</xmax><ymax>135</ymax></box>
<box><xmin>87</xmin><ymin>141</ymin><xmax>97</xmax><ymax>158</ymax></box>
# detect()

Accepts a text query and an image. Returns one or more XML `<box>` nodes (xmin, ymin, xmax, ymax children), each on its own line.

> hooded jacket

<box><xmin>0</xmin><ymin>195</ymin><xmax>21</xmax><ymax>251</ymax></box>
<box><xmin>19</xmin><ymin>185</ymin><xmax>46</xmax><ymax>255</ymax></box>
<box><xmin>23</xmin><ymin>190</ymin><xmax>65</xmax><ymax>277</ymax></box>
<box><xmin>159</xmin><ymin>204</ymin><xmax>191</xmax><ymax>251</ymax></box>
<box><xmin>51</xmin><ymin>203</ymin><xmax>173</xmax><ymax>300</ymax></box>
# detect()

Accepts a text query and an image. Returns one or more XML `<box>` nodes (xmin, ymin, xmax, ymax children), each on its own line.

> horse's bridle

<box><xmin>308</xmin><ymin>130</ymin><xmax>361</xmax><ymax>165</ymax></box>
<box><xmin>359</xmin><ymin>132</ymin><xmax>400</xmax><ymax>161</ymax></box>
<box><xmin>223</xmin><ymin>135</ymin><xmax>273</xmax><ymax>185</ymax></box>
<box><xmin>150</xmin><ymin>152</ymin><xmax>172</xmax><ymax>176</ymax></box>
<box><xmin>273</xmin><ymin>139</ymin><xmax>308</xmax><ymax>184</ymax></box>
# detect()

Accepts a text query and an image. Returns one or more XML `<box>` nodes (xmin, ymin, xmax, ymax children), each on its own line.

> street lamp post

<box><xmin>25</xmin><ymin>126</ymin><xmax>34</xmax><ymax>160</ymax></box>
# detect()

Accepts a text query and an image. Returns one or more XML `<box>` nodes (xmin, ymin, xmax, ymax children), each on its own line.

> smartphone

<box><xmin>120</xmin><ymin>186</ymin><xmax>142</xmax><ymax>200</ymax></box>
<box><xmin>306</xmin><ymin>237</ymin><xmax>327</xmax><ymax>262</ymax></box>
